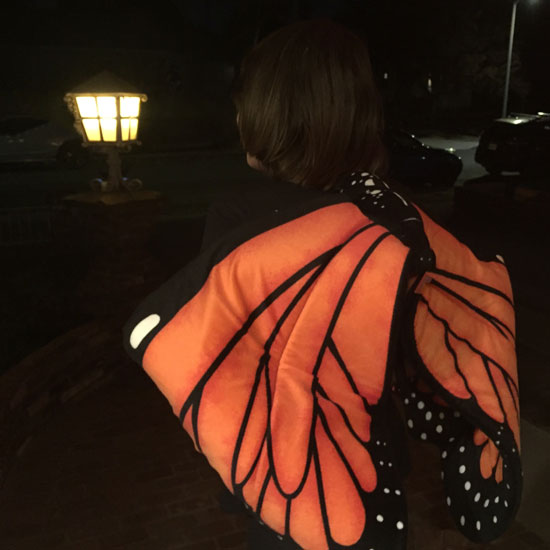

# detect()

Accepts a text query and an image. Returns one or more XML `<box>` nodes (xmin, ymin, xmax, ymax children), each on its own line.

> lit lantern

<box><xmin>64</xmin><ymin>71</ymin><xmax>148</xmax><ymax>192</ymax></box>
<box><xmin>64</xmin><ymin>70</ymin><xmax>147</xmax><ymax>145</ymax></box>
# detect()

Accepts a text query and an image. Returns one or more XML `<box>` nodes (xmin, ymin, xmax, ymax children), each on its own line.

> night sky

<box><xmin>2</xmin><ymin>0</ymin><xmax>550</xmax><ymax>116</ymax></box>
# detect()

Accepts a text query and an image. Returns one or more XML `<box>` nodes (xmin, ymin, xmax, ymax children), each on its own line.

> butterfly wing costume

<box><xmin>122</xmin><ymin>174</ymin><xmax>521</xmax><ymax>550</ymax></box>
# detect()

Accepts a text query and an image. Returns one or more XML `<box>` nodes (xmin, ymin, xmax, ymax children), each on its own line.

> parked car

<box><xmin>386</xmin><ymin>129</ymin><xmax>463</xmax><ymax>189</ymax></box>
<box><xmin>475</xmin><ymin>112</ymin><xmax>550</xmax><ymax>176</ymax></box>
<box><xmin>0</xmin><ymin>116</ymin><xmax>89</xmax><ymax>169</ymax></box>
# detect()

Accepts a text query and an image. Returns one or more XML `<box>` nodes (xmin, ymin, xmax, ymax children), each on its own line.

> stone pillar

<box><xmin>57</xmin><ymin>190</ymin><xmax>165</xmax><ymax>319</ymax></box>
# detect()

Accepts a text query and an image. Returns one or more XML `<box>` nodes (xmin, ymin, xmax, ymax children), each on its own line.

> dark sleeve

<box><xmin>200</xmin><ymin>182</ymin><xmax>326</xmax><ymax>253</ymax></box>
<box><xmin>200</xmin><ymin>199</ymin><xmax>251</xmax><ymax>253</ymax></box>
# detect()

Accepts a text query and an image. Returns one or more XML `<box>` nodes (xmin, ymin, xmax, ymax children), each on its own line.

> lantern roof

<box><xmin>67</xmin><ymin>70</ymin><xmax>142</xmax><ymax>95</ymax></box>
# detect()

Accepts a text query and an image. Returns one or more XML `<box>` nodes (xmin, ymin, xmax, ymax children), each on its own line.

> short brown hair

<box><xmin>231</xmin><ymin>18</ymin><xmax>387</xmax><ymax>191</ymax></box>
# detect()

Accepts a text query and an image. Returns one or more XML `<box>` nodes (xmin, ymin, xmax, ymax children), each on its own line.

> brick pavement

<box><xmin>1</xmin><ymin>351</ymin><xmax>548</xmax><ymax>550</ymax></box>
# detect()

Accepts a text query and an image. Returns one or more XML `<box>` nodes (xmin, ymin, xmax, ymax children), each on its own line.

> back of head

<box><xmin>232</xmin><ymin>18</ymin><xmax>387</xmax><ymax>191</ymax></box>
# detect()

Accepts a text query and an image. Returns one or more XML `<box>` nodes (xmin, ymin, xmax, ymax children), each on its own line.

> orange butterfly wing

<box><xmin>127</xmin><ymin>201</ymin><xmax>414</xmax><ymax>550</ymax></box>
<box><xmin>399</xmin><ymin>207</ymin><xmax>521</xmax><ymax>543</ymax></box>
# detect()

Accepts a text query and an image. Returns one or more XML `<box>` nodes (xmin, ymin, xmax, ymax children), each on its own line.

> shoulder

<box><xmin>334</xmin><ymin>172</ymin><xmax>435</xmax><ymax>274</ymax></box>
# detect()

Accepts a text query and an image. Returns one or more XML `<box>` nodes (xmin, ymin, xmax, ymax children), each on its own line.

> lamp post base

<box><xmin>58</xmin><ymin>190</ymin><xmax>165</xmax><ymax>319</ymax></box>
<box><xmin>89</xmin><ymin>177</ymin><xmax>143</xmax><ymax>193</ymax></box>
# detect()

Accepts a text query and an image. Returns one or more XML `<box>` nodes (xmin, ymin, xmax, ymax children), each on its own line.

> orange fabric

<box><xmin>126</xmin><ymin>198</ymin><xmax>521</xmax><ymax>549</ymax></box>
<box><xmin>413</xmin><ymin>209</ymin><xmax>519</xmax><ymax>452</ymax></box>
<box><xmin>139</xmin><ymin>203</ymin><xmax>409</xmax><ymax>550</ymax></box>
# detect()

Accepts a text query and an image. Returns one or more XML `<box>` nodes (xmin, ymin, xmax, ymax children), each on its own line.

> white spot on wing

<box><xmin>130</xmin><ymin>314</ymin><xmax>161</xmax><ymax>349</ymax></box>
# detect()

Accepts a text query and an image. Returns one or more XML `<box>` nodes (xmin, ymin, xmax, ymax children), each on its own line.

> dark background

<box><xmin>1</xmin><ymin>0</ymin><xmax>549</xmax><ymax>139</ymax></box>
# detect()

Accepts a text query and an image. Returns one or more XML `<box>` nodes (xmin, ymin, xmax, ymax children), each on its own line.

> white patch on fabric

<box><xmin>130</xmin><ymin>314</ymin><xmax>161</xmax><ymax>349</ymax></box>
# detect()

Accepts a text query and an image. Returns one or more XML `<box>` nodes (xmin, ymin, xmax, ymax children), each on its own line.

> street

<box><xmin>0</xmin><ymin>134</ymin><xmax>487</xmax><ymax>216</ymax></box>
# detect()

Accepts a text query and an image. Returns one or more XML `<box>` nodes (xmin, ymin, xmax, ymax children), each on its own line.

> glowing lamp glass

<box><xmin>97</xmin><ymin>96</ymin><xmax>118</xmax><ymax>118</ymax></box>
<box><xmin>76</xmin><ymin>96</ymin><xmax>98</xmax><ymax>118</ymax></box>
<box><xmin>67</xmin><ymin>84</ymin><xmax>145</xmax><ymax>144</ymax></box>
<box><xmin>100</xmin><ymin>118</ymin><xmax>117</xmax><ymax>141</ymax></box>
<box><xmin>121</xmin><ymin>118</ymin><xmax>130</xmax><ymax>140</ymax></box>
<box><xmin>82</xmin><ymin>119</ymin><xmax>101</xmax><ymax>141</ymax></box>
<box><xmin>120</xmin><ymin>96</ymin><xmax>140</xmax><ymax>117</ymax></box>
<box><xmin>130</xmin><ymin>118</ymin><xmax>138</xmax><ymax>140</ymax></box>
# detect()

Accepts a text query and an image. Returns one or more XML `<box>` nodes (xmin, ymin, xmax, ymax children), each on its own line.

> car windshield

<box><xmin>0</xmin><ymin>118</ymin><xmax>48</xmax><ymax>135</ymax></box>
<box><xmin>390</xmin><ymin>131</ymin><xmax>423</xmax><ymax>149</ymax></box>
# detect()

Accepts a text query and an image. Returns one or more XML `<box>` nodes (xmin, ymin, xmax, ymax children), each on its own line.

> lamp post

<box><xmin>502</xmin><ymin>0</ymin><xmax>519</xmax><ymax>118</ymax></box>
<box><xmin>64</xmin><ymin>70</ymin><xmax>147</xmax><ymax>192</ymax></box>
<box><xmin>58</xmin><ymin>71</ymin><xmax>164</xmax><ymax>318</ymax></box>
